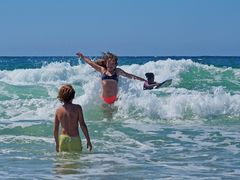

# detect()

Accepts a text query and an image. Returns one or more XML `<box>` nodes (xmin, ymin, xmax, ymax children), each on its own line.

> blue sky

<box><xmin>0</xmin><ymin>0</ymin><xmax>239</xmax><ymax>56</ymax></box>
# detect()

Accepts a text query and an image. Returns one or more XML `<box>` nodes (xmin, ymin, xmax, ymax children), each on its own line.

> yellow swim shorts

<box><xmin>59</xmin><ymin>134</ymin><xmax>82</xmax><ymax>152</ymax></box>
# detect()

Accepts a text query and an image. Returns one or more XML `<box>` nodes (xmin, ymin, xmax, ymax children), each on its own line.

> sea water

<box><xmin>0</xmin><ymin>56</ymin><xmax>240</xmax><ymax>179</ymax></box>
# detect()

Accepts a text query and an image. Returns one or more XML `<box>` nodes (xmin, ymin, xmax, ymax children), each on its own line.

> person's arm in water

<box><xmin>78</xmin><ymin>105</ymin><xmax>92</xmax><ymax>151</ymax></box>
<box><xmin>117</xmin><ymin>68</ymin><xmax>146</xmax><ymax>81</ymax></box>
<box><xmin>143</xmin><ymin>81</ymin><xmax>161</xmax><ymax>90</ymax></box>
<box><xmin>76</xmin><ymin>52</ymin><xmax>105</xmax><ymax>73</ymax></box>
<box><xmin>154</xmin><ymin>82</ymin><xmax>162</xmax><ymax>88</ymax></box>
<box><xmin>53</xmin><ymin>110</ymin><xmax>60</xmax><ymax>152</ymax></box>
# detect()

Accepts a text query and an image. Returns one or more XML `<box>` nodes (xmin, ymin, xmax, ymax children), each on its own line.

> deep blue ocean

<box><xmin>0</xmin><ymin>56</ymin><xmax>240</xmax><ymax>179</ymax></box>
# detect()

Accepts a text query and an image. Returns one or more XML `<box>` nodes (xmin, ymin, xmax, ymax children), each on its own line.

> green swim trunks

<box><xmin>59</xmin><ymin>134</ymin><xmax>82</xmax><ymax>152</ymax></box>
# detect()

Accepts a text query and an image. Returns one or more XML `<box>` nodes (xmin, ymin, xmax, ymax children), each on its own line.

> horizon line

<box><xmin>1</xmin><ymin>55</ymin><xmax>240</xmax><ymax>57</ymax></box>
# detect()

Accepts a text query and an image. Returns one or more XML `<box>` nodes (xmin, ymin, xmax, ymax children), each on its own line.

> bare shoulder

<box><xmin>55</xmin><ymin>106</ymin><xmax>64</xmax><ymax>119</ymax></box>
<box><xmin>56</xmin><ymin>106</ymin><xmax>63</xmax><ymax>113</ymax></box>
<box><xmin>73</xmin><ymin>104</ymin><xmax>82</xmax><ymax>112</ymax></box>
<box><xmin>116</xmin><ymin>67</ymin><xmax>122</xmax><ymax>72</ymax></box>
<box><xmin>74</xmin><ymin>104</ymin><xmax>84</xmax><ymax>121</ymax></box>
<box><xmin>100</xmin><ymin>66</ymin><xmax>107</xmax><ymax>74</ymax></box>
<box><xmin>116</xmin><ymin>68</ymin><xmax>125</xmax><ymax>75</ymax></box>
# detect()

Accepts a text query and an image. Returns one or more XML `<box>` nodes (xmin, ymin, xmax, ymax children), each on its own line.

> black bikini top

<box><xmin>101</xmin><ymin>71</ymin><xmax>118</xmax><ymax>82</ymax></box>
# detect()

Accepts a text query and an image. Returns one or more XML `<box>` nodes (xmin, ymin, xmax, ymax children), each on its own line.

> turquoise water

<box><xmin>0</xmin><ymin>56</ymin><xmax>240</xmax><ymax>179</ymax></box>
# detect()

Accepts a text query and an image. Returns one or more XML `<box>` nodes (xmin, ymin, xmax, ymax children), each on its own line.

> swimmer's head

<box><xmin>145</xmin><ymin>72</ymin><xmax>155</xmax><ymax>82</ymax></box>
<box><xmin>57</xmin><ymin>84</ymin><xmax>75</xmax><ymax>103</ymax></box>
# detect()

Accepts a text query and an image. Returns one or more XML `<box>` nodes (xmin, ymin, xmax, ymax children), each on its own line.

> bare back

<box><xmin>56</xmin><ymin>103</ymin><xmax>81</xmax><ymax>137</ymax></box>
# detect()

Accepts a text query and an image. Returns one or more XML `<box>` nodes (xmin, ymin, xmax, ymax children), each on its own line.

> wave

<box><xmin>0</xmin><ymin>58</ymin><xmax>239</xmax><ymax>87</ymax></box>
<box><xmin>0</xmin><ymin>59</ymin><xmax>240</xmax><ymax>122</ymax></box>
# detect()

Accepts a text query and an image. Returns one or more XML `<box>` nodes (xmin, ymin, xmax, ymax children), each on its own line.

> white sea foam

<box><xmin>0</xmin><ymin>62</ymin><xmax>96</xmax><ymax>85</ymax></box>
<box><xmin>115</xmin><ymin>86</ymin><xmax>240</xmax><ymax>120</ymax></box>
<box><xmin>0</xmin><ymin>59</ymin><xmax>240</xmax><ymax>122</ymax></box>
<box><xmin>0</xmin><ymin>135</ymin><xmax>53</xmax><ymax>144</ymax></box>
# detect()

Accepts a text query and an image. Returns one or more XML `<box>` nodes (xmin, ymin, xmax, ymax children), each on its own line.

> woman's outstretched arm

<box><xmin>76</xmin><ymin>52</ymin><xmax>105</xmax><ymax>73</ymax></box>
<box><xmin>117</xmin><ymin>68</ymin><xmax>146</xmax><ymax>81</ymax></box>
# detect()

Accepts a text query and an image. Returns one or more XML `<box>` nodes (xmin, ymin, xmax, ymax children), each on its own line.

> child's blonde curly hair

<box><xmin>57</xmin><ymin>84</ymin><xmax>75</xmax><ymax>103</ymax></box>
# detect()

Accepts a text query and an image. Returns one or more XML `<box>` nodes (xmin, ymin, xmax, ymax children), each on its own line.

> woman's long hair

<box><xmin>95</xmin><ymin>52</ymin><xmax>118</xmax><ymax>68</ymax></box>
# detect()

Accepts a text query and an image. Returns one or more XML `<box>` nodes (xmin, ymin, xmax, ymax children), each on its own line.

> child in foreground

<box><xmin>54</xmin><ymin>84</ymin><xmax>92</xmax><ymax>152</ymax></box>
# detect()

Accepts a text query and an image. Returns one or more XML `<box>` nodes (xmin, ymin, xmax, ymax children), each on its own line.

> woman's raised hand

<box><xmin>76</xmin><ymin>52</ymin><xmax>84</xmax><ymax>59</ymax></box>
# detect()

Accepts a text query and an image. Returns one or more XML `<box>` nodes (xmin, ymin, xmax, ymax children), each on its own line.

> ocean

<box><xmin>0</xmin><ymin>56</ymin><xmax>240</xmax><ymax>179</ymax></box>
